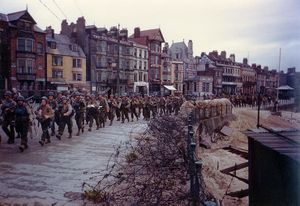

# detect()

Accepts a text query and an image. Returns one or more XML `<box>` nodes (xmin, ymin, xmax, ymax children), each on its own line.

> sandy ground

<box><xmin>199</xmin><ymin>107</ymin><xmax>300</xmax><ymax>206</ymax></box>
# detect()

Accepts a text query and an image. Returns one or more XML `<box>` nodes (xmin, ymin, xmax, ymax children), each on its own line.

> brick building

<box><xmin>61</xmin><ymin>18</ymin><xmax>134</xmax><ymax>94</ymax></box>
<box><xmin>0</xmin><ymin>10</ymin><xmax>46</xmax><ymax>94</ymax></box>
<box><xmin>129</xmin><ymin>27</ymin><xmax>165</xmax><ymax>94</ymax></box>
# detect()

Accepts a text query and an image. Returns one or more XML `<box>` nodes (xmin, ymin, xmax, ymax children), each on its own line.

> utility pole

<box><xmin>277</xmin><ymin>48</ymin><xmax>281</xmax><ymax>101</ymax></box>
<box><xmin>116</xmin><ymin>24</ymin><xmax>121</xmax><ymax>96</ymax></box>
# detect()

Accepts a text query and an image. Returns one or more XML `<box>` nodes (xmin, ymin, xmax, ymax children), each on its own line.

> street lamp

<box><xmin>116</xmin><ymin>24</ymin><xmax>121</xmax><ymax>96</ymax></box>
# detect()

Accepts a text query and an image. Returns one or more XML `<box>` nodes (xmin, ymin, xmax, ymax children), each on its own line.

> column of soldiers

<box><xmin>0</xmin><ymin>90</ymin><xmax>185</xmax><ymax>153</ymax></box>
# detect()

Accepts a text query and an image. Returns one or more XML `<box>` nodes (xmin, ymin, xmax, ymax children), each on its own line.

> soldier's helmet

<box><xmin>4</xmin><ymin>91</ymin><xmax>12</xmax><ymax>97</ymax></box>
<box><xmin>61</xmin><ymin>96</ymin><xmax>67</xmax><ymax>101</ymax></box>
<box><xmin>41</xmin><ymin>96</ymin><xmax>48</xmax><ymax>101</ymax></box>
<box><xmin>74</xmin><ymin>92</ymin><xmax>81</xmax><ymax>96</ymax></box>
<box><xmin>48</xmin><ymin>91</ymin><xmax>55</xmax><ymax>97</ymax></box>
<box><xmin>17</xmin><ymin>96</ymin><xmax>25</xmax><ymax>102</ymax></box>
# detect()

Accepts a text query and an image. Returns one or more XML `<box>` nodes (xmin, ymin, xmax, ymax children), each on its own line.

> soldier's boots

<box><xmin>109</xmin><ymin>120</ymin><xmax>113</xmax><ymax>126</ymax></box>
<box><xmin>19</xmin><ymin>144</ymin><xmax>28</xmax><ymax>153</ymax></box>
<box><xmin>56</xmin><ymin>134</ymin><xmax>62</xmax><ymax>140</ymax></box>
<box><xmin>76</xmin><ymin>130</ymin><xmax>80</xmax><ymax>136</ymax></box>
<box><xmin>88</xmin><ymin>127</ymin><xmax>92</xmax><ymax>132</ymax></box>
<box><xmin>45</xmin><ymin>139</ymin><xmax>51</xmax><ymax>144</ymax></box>
<box><xmin>39</xmin><ymin>140</ymin><xmax>45</xmax><ymax>146</ymax></box>
<box><xmin>68</xmin><ymin>133</ymin><xmax>72</xmax><ymax>139</ymax></box>
<box><xmin>51</xmin><ymin>131</ymin><xmax>55</xmax><ymax>136</ymax></box>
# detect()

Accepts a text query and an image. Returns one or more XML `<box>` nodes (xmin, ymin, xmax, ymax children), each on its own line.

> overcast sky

<box><xmin>1</xmin><ymin>0</ymin><xmax>300</xmax><ymax>71</ymax></box>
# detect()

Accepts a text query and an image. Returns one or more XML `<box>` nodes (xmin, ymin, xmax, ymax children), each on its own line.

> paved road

<box><xmin>0</xmin><ymin>120</ymin><xmax>147</xmax><ymax>205</ymax></box>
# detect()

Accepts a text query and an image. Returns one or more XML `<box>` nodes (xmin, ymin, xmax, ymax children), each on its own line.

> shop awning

<box><xmin>163</xmin><ymin>85</ymin><xmax>177</xmax><ymax>91</ymax></box>
<box><xmin>276</xmin><ymin>85</ymin><xmax>294</xmax><ymax>90</ymax></box>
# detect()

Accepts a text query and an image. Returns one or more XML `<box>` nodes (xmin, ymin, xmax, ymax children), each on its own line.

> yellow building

<box><xmin>46</xmin><ymin>27</ymin><xmax>87</xmax><ymax>91</ymax></box>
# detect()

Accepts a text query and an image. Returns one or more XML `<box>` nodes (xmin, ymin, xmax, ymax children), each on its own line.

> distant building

<box><xmin>61</xmin><ymin>17</ymin><xmax>134</xmax><ymax>94</ymax></box>
<box><xmin>45</xmin><ymin>27</ymin><xmax>87</xmax><ymax>91</ymax></box>
<box><xmin>240</xmin><ymin>58</ymin><xmax>256</xmax><ymax>95</ymax></box>
<box><xmin>0</xmin><ymin>10</ymin><xmax>46</xmax><ymax>95</ymax></box>
<box><xmin>129</xmin><ymin>27</ymin><xmax>165</xmax><ymax>94</ymax></box>
<box><xmin>131</xmin><ymin>42</ymin><xmax>149</xmax><ymax>95</ymax></box>
<box><xmin>171</xmin><ymin>60</ymin><xmax>184</xmax><ymax>93</ymax></box>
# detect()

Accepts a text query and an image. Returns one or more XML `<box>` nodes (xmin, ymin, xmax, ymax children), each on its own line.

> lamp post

<box><xmin>116</xmin><ymin>24</ymin><xmax>121</xmax><ymax>96</ymax></box>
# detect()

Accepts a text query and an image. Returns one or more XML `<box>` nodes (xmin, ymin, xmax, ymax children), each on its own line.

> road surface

<box><xmin>0</xmin><ymin>120</ymin><xmax>147</xmax><ymax>205</ymax></box>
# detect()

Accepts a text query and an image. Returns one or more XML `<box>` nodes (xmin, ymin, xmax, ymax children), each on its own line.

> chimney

<box><xmin>163</xmin><ymin>42</ymin><xmax>169</xmax><ymax>53</ymax></box>
<box><xmin>188</xmin><ymin>40</ymin><xmax>193</xmax><ymax>58</ymax></box>
<box><xmin>263</xmin><ymin>66</ymin><xmax>269</xmax><ymax>71</ymax></box>
<box><xmin>134</xmin><ymin>27</ymin><xmax>140</xmax><ymax>38</ymax></box>
<box><xmin>120</xmin><ymin>28</ymin><xmax>128</xmax><ymax>40</ymax></box>
<box><xmin>76</xmin><ymin>17</ymin><xmax>86</xmax><ymax>33</ymax></box>
<box><xmin>243</xmin><ymin>58</ymin><xmax>248</xmax><ymax>65</ymax></box>
<box><xmin>61</xmin><ymin>19</ymin><xmax>69</xmax><ymax>35</ymax></box>
<box><xmin>229</xmin><ymin>54</ymin><xmax>235</xmax><ymax>62</ymax></box>
<box><xmin>46</xmin><ymin>26</ymin><xmax>54</xmax><ymax>38</ymax></box>
<box><xmin>221</xmin><ymin>51</ymin><xmax>226</xmax><ymax>59</ymax></box>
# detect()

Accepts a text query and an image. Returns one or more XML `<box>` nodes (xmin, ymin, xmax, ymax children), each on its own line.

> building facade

<box><xmin>46</xmin><ymin>27</ymin><xmax>86</xmax><ymax>91</ymax></box>
<box><xmin>171</xmin><ymin>60</ymin><xmax>184</xmax><ymax>93</ymax></box>
<box><xmin>240</xmin><ymin>58</ymin><xmax>256</xmax><ymax>95</ymax></box>
<box><xmin>0</xmin><ymin>10</ymin><xmax>46</xmax><ymax>94</ymax></box>
<box><xmin>131</xmin><ymin>42</ymin><xmax>149</xmax><ymax>95</ymax></box>
<box><xmin>129</xmin><ymin>27</ymin><xmax>165</xmax><ymax>94</ymax></box>
<box><xmin>61</xmin><ymin>18</ymin><xmax>134</xmax><ymax>95</ymax></box>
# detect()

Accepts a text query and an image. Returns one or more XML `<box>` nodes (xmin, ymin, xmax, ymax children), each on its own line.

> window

<box><xmin>26</xmin><ymin>39</ymin><xmax>33</xmax><ymax>52</ymax></box>
<box><xmin>69</xmin><ymin>44</ymin><xmax>78</xmax><ymax>52</ymax></box>
<box><xmin>17</xmin><ymin>38</ymin><xmax>34</xmax><ymax>52</ymax></box>
<box><xmin>17</xmin><ymin>59</ymin><xmax>34</xmax><ymax>74</ymax></box>
<box><xmin>47</xmin><ymin>41</ymin><xmax>56</xmax><ymax>49</ymax></box>
<box><xmin>134</xmin><ymin>73</ymin><xmax>137</xmax><ymax>82</ymax></box>
<box><xmin>25</xmin><ymin>22</ymin><xmax>31</xmax><ymax>31</ymax></box>
<box><xmin>17</xmin><ymin>59</ymin><xmax>26</xmax><ymax>73</ymax></box>
<box><xmin>27</xmin><ymin>59</ymin><xmax>33</xmax><ymax>74</ymax></box>
<box><xmin>139</xmin><ymin>61</ymin><xmax>142</xmax><ymax>69</ymax></box>
<box><xmin>96</xmin><ymin>56</ymin><xmax>106</xmax><ymax>67</ymax></box>
<box><xmin>52</xmin><ymin>70</ymin><xmax>63</xmax><ymax>78</ymax></box>
<box><xmin>52</xmin><ymin>56</ymin><xmax>63</xmax><ymax>66</ymax></box>
<box><xmin>73</xmin><ymin>59</ymin><xmax>82</xmax><ymax>68</ymax></box>
<box><xmin>97</xmin><ymin>72</ymin><xmax>101</xmax><ymax>82</ymax></box>
<box><xmin>97</xmin><ymin>41</ymin><xmax>107</xmax><ymax>52</ymax></box>
<box><xmin>73</xmin><ymin>73</ymin><xmax>82</xmax><ymax>81</ymax></box>
<box><xmin>144</xmin><ymin>51</ymin><xmax>147</xmax><ymax>59</ymax></box>
<box><xmin>144</xmin><ymin>61</ymin><xmax>147</xmax><ymax>70</ymax></box>
<box><xmin>37</xmin><ymin>43</ymin><xmax>43</xmax><ymax>55</ymax></box>
<box><xmin>139</xmin><ymin>72</ymin><xmax>143</xmax><ymax>81</ymax></box>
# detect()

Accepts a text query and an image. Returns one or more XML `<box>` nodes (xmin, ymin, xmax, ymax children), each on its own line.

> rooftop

<box><xmin>245</xmin><ymin>129</ymin><xmax>300</xmax><ymax>164</ymax></box>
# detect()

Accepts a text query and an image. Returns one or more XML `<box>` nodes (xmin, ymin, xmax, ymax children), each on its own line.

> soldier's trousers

<box><xmin>15</xmin><ymin>121</ymin><xmax>29</xmax><ymax>146</ymax></box>
<box><xmin>116</xmin><ymin>108</ymin><xmax>121</xmax><ymax>120</ymax></box>
<box><xmin>2</xmin><ymin>119</ymin><xmax>15</xmax><ymax>143</ymax></box>
<box><xmin>130</xmin><ymin>107</ymin><xmax>138</xmax><ymax>121</ymax></box>
<box><xmin>58</xmin><ymin>116</ymin><xmax>72</xmax><ymax>135</ymax></box>
<box><xmin>75</xmin><ymin>113</ymin><xmax>84</xmax><ymax>130</ymax></box>
<box><xmin>41</xmin><ymin>119</ymin><xmax>51</xmax><ymax>141</ymax></box>
<box><xmin>159</xmin><ymin>106</ymin><xmax>166</xmax><ymax>115</ymax></box>
<box><xmin>88</xmin><ymin>112</ymin><xmax>99</xmax><ymax>128</ymax></box>
<box><xmin>121</xmin><ymin>108</ymin><xmax>129</xmax><ymax>123</ymax></box>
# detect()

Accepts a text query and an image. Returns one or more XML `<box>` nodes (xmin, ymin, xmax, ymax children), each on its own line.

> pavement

<box><xmin>0</xmin><ymin>119</ymin><xmax>147</xmax><ymax>205</ymax></box>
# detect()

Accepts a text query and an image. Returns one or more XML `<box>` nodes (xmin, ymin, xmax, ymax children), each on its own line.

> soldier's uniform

<box><xmin>14</xmin><ymin>96</ymin><xmax>31</xmax><ymax>152</ymax></box>
<box><xmin>159</xmin><ymin>97</ymin><xmax>166</xmax><ymax>116</ymax></box>
<box><xmin>36</xmin><ymin>97</ymin><xmax>54</xmax><ymax>146</ymax></box>
<box><xmin>98</xmin><ymin>96</ymin><xmax>109</xmax><ymax>128</ymax></box>
<box><xmin>48</xmin><ymin>92</ymin><xmax>57</xmax><ymax>136</ymax></box>
<box><xmin>143</xmin><ymin>97</ymin><xmax>151</xmax><ymax>121</ymax></box>
<box><xmin>86</xmin><ymin>95</ymin><xmax>100</xmax><ymax>131</ymax></box>
<box><xmin>56</xmin><ymin>96</ymin><xmax>73</xmax><ymax>139</ymax></box>
<box><xmin>1</xmin><ymin>91</ymin><xmax>16</xmax><ymax>144</ymax></box>
<box><xmin>72</xmin><ymin>93</ymin><xmax>85</xmax><ymax>136</ymax></box>
<box><xmin>115</xmin><ymin>97</ymin><xmax>121</xmax><ymax>121</ymax></box>
<box><xmin>120</xmin><ymin>97</ymin><xmax>130</xmax><ymax>123</ymax></box>
<box><xmin>130</xmin><ymin>97</ymin><xmax>139</xmax><ymax>121</ymax></box>
<box><xmin>107</xmin><ymin>96</ymin><xmax>118</xmax><ymax>126</ymax></box>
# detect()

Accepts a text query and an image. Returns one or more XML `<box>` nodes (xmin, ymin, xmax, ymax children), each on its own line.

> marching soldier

<box><xmin>1</xmin><ymin>91</ymin><xmax>16</xmax><ymax>144</ymax></box>
<box><xmin>120</xmin><ymin>96</ymin><xmax>130</xmax><ymax>123</ymax></box>
<box><xmin>14</xmin><ymin>96</ymin><xmax>31</xmax><ymax>152</ymax></box>
<box><xmin>143</xmin><ymin>96</ymin><xmax>151</xmax><ymax>121</ymax></box>
<box><xmin>115</xmin><ymin>97</ymin><xmax>121</xmax><ymax>121</ymax></box>
<box><xmin>159</xmin><ymin>96</ymin><xmax>166</xmax><ymax>116</ymax></box>
<box><xmin>107</xmin><ymin>95</ymin><xmax>118</xmax><ymax>126</ymax></box>
<box><xmin>36</xmin><ymin>96</ymin><xmax>54</xmax><ymax>146</ymax></box>
<box><xmin>72</xmin><ymin>92</ymin><xmax>85</xmax><ymax>136</ymax></box>
<box><xmin>86</xmin><ymin>95</ymin><xmax>100</xmax><ymax>131</ymax></box>
<box><xmin>56</xmin><ymin>96</ymin><xmax>73</xmax><ymax>139</ymax></box>
<box><xmin>98</xmin><ymin>95</ymin><xmax>109</xmax><ymax>128</ymax></box>
<box><xmin>48</xmin><ymin>92</ymin><xmax>57</xmax><ymax>136</ymax></box>
<box><xmin>130</xmin><ymin>96</ymin><xmax>139</xmax><ymax>122</ymax></box>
